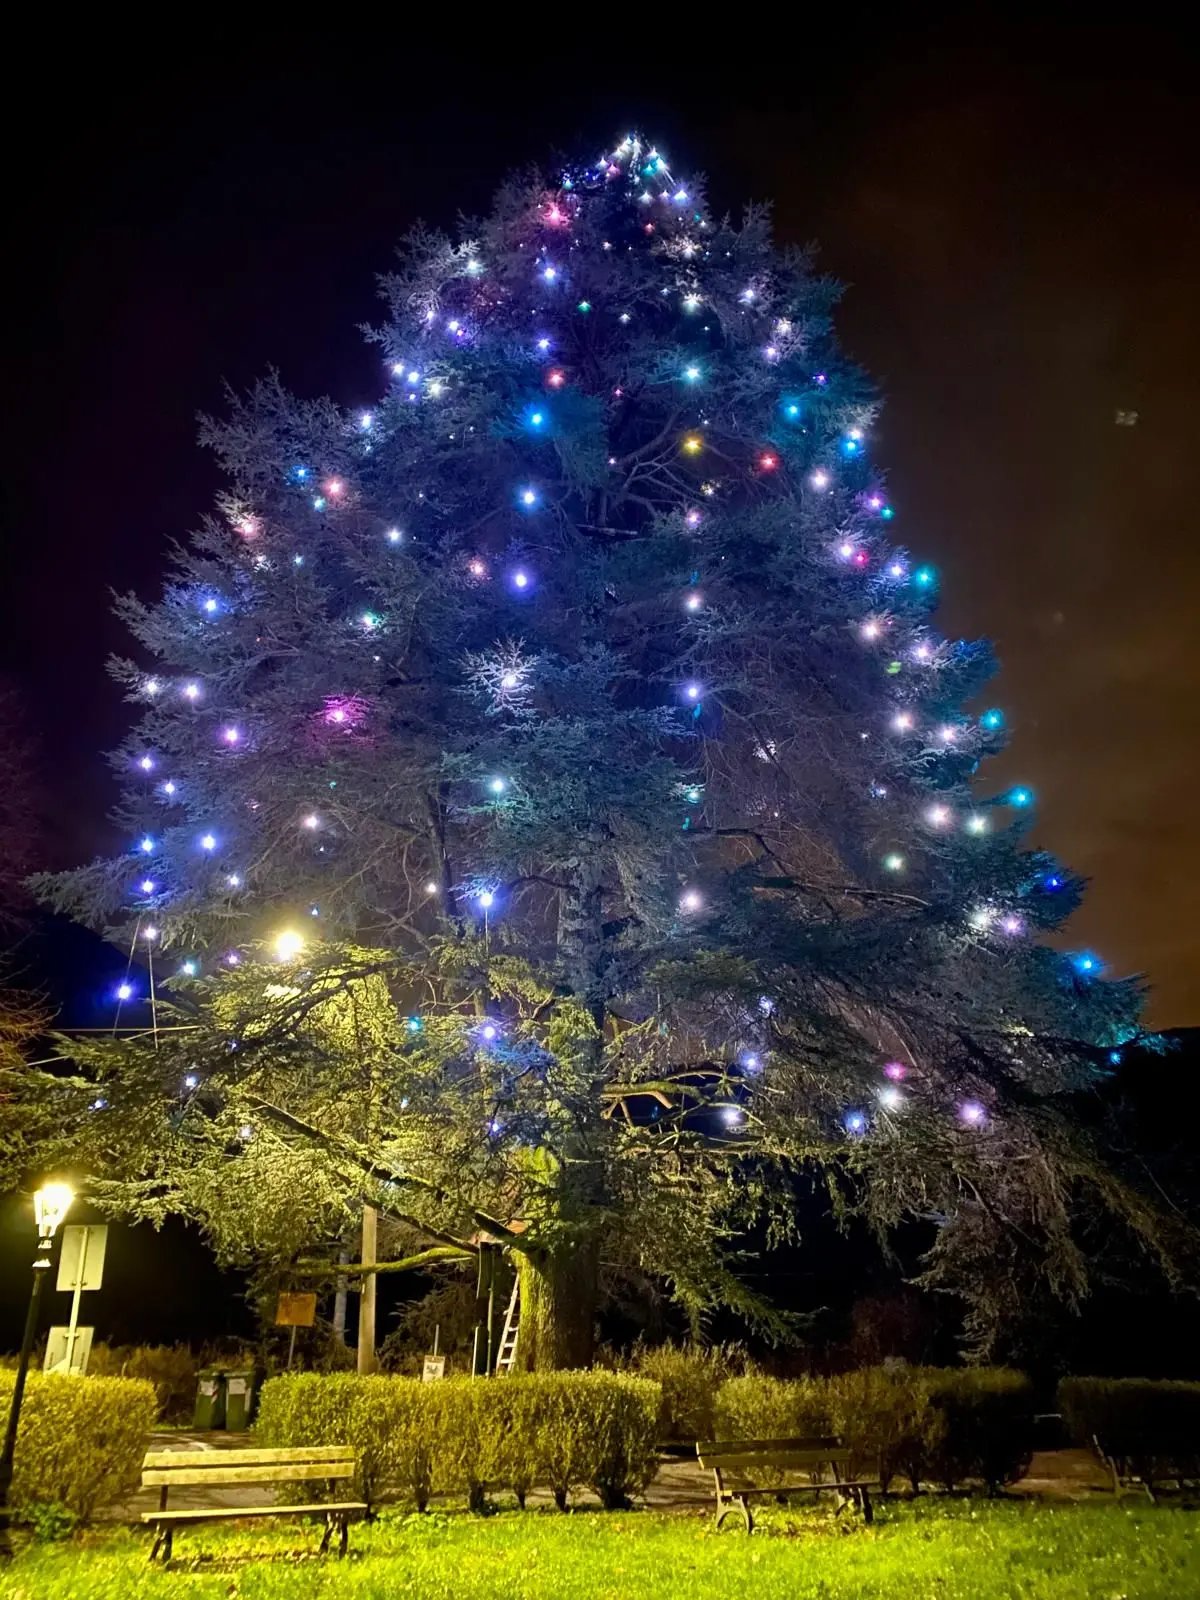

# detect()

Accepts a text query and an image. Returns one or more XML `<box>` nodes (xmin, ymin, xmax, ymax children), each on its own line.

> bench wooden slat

<box><xmin>142</xmin><ymin>1502</ymin><xmax>367</xmax><ymax>1525</ymax></box>
<box><xmin>142</xmin><ymin>1446</ymin><xmax>353</xmax><ymax>1470</ymax></box>
<box><xmin>699</xmin><ymin>1452</ymin><xmax>850</xmax><ymax>1471</ymax></box>
<box><xmin>142</xmin><ymin>1462</ymin><xmax>355</xmax><ymax>1488</ymax></box>
<box><xmin>694</xmin><ymin>1446</ymin><xmax>844</xmax><ymax>1459</ymax></box>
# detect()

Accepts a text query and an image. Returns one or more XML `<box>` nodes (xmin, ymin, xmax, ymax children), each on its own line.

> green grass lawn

<box><xmin>9</xmin><ymin>1499</ymin><xmax>1198</xmax><ymax>1599</ymax></box>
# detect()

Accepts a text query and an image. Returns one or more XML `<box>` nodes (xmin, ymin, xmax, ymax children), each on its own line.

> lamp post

<box><xmin>0</xmin><ymin>1182</ymin><xmax>74</xmax><ymax>1550</ymax></box>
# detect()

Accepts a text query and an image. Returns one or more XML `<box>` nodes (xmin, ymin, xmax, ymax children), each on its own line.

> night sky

<box><xmin>5</xmin><ymin>22</ymin><xmax>1198</xmax><ymax>1025</ymax></box>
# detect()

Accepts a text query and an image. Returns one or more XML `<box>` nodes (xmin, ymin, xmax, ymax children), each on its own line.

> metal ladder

<box><xmin>494</xmin><ymin>1277</ymin><xmax>520</xmax><ymax>1373</ymax></box>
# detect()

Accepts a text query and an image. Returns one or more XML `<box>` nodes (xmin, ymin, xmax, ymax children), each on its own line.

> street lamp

<box><xmin>0</xmin><ymin>1181</ymin><xmax>74</xmax><ymax>1550</ymax></box>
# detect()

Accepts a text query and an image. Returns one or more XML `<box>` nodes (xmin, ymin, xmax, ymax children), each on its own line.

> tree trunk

<box><xmin>332</xmin><ymin>1245</ymin><xmax>349</xmax><ymax>1343</ymax></box>
<box><xmin>515</xmin><ymin>1240</ymin><xmax>599</xmax><ymax>1371</ymax></box>
<box><xmin>356</xmin><ymin>1204</ymin><xmax>378</xmax><ymax>1374</ymax></box>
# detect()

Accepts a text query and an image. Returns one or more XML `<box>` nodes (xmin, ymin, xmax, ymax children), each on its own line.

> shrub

<box><xmin>827</xmin><ymin>1366</ymin><xmax>940</xmax><ymax>1492</ymax></box>
<box><xmin>570</xmin><ymin>1371</ymin><xmax>660</xmax><ymax>1509</ymax></box>
<box><xmin>254</xmin><ymin>1369</ymin><xmax>661</xmax><ymax>1510</ymax></box>
<box><xmin>87</xmin><ymin>1343</ymin><xmax>199</xmax><ymax>1423</ymax></box>
<box><xmin>1058</xmin><ymin>1376</ymin><xmax>1200</xmax><ymax>1487</ymax></box>
<box><xmin>918</xmin><ymin>1369</ymin><xmax>1034</xmax><ymax>1493</ymax></box>
<box><xmin>0</xmin><ymin>1371</ymin><xmax>156</xmax><ymax>1520</ymax></box>
<box><xmin>712</xmin><ymin>1367</ymin><xmax>1033</xmax><ymax>1495</ymax></box>
<box><xmin>628</xmin><ymin>1342</ymin><xmax>744</xmax><ymax>1443</ymax></box>
<box><xmin>255</xmin><ymin>1373</ymin><xmax>435</xmax><ymax>1506</ymax></box>
<box><xmin>713</xmin><ymin>1375</ymin><xmax>832</xmax><ymax>1489</ymax></box>
<box><xmin>714</xmin><ymin>1373</ymin><xmax>831</xmax><ymax>1441</ymax></box>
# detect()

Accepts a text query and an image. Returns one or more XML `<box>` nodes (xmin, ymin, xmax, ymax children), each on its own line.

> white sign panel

<box><xmin>44</xmin><ymin>1325</ymin><xmax>94</xmax><ymax>1375</ymax></box>
<box><xmin>421</xmin><ymin>1356</ymin><xmax>446</xmax><ymax>1382</ymax></box>
<box><xmin>56</xmin><ymin>1225</ymin><xmax>108</xmax><ymax>1292</ymax></box>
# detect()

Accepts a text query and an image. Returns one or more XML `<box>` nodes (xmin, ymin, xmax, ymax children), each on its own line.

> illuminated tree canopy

<box><xmin>18</xmin><ymin>135</ymin><xmax>1184</xmax><ymax>1365</ymax></box>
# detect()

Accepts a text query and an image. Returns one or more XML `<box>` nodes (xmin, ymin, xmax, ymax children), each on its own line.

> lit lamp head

<box><xmin>34</xmin><ymin>1182</ymin><xmax>74</xmax><ymax>1240</ymax></box>
<box><xmin>273</xmin><ymin>929</ymin><xmax>305</xmax><ymax>962</ymax></box>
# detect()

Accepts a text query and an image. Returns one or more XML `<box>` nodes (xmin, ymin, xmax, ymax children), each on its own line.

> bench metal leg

<box><xmin>148</xmin><ymin>1525</ymin><xmax>174</xmax><ymax>1563</ymax></box>
<box><xmin>318</xmin><ymin>1511</ymin><xmax>351</xmax><ymax>1557</ymax></box>
<box><xmin>714</xmin><ymin>1494</ymin><xmax>753</xmax><ymax>1533</ymax></box>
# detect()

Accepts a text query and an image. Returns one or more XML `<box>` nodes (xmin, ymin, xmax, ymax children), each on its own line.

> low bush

<box><xmin>714</xmin><ymin>1373</ymin><xmax>831</xmax><ymax>1440</ymax></box>
<box><xmin>919</xmin><ymin>1368</ymin><xmax>1034</xmax><ymax>1493</ymax></box>
<box><xmin>255</xmin><ymin>1369</ymin><xmax>661</xmax><ymax>1510</ymax></box>
<box><xmin>713</xmin><ymin>1375</ymin><xmax>831</xmax><ymax>1488</ymax></box>
<box><xmin>627</xmin><ymin>1342</ymin><xmax>746</xmax><ymax>1443</ymax></box>
<box><xmin>0</xmin><ymin>1371</ymin><xmax>156</xmax><ymax>1519</ymax></box>
<box><xmin>87</xmin><ymin>1343</ymin><xmax>199</xmax><ymax>1423</ymax></box>
<box><xmin>827</xmin><ymin>1366</ymin><xmax>939</xmax><ymax>1492</ymax></box>
<box><xmin>714</xmin><ymin>1367</ymin><xmax>1033</xmax><ymax>1494</ymax></box>
<box><xmin>1058</xmin><ymin>1376</ymin><xmax>1200</xmax><ymax>1486</ymax></box>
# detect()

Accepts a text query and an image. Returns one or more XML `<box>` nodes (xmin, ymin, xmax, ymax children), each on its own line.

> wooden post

<box><xmin>356</xmin><ymin>1205</ymin><xmax>378</xmax><ymax>1375</ymax></box>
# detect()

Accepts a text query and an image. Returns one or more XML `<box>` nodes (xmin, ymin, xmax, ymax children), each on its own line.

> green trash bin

<box><xmin>223</xmin><ymin>1368</ymin><xmax>258</xmax><ymax>1431</ymax></box>
<box><xmin>193</xmin><ymin>1368</ymin><xmax>226</xmax><ymax>1430</ymax></box>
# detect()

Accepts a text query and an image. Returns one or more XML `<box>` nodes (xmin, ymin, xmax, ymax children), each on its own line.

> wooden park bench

<box><xmin>140</xmin><ymin>1445</ymin><xmax>368</xmax><ymax>1562</ymax></box>
<box><xmin>1093</xmin><ymin>1434</ymin><xmax>1200</xmax><ymax>1502</ymax></box>
<box><xmin>696</xmin><ymin>1435</ymin><xmax>878</xmax><ymax>1532</ymax></box>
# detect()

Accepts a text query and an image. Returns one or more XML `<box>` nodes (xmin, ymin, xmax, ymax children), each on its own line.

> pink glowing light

<box><xmin>884</xmin><ymin>1062</ymin><xmax>907</xmax><ymax>1081</ymax></box>
<box><xmin>322</xmin><ymin>695</ymin><xmax>368</xmax><ymax>731</ymax></box>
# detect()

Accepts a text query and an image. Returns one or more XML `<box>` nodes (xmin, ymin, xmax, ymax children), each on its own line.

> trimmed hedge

<box><xmin>0</xmin><ymin>1371</ymin><xmax>157</xmax><ymax>1519</ymax></box>
<box><xmin>627</xmin><ymin>1343</ymin><xmax>745</xmax><ymax>1444</ymax></box>
<box><xmin>714</xmin><ymin>1367</ymin><xmax>1033</xmax><ymax>1493</ymax></box>
<box><xmin>254</xmin><ymin>1370</ymin><xmax>660</xmax><ymax>1510</ymax></box>
<box><xmin>1059</xmin><ymin>1376</ymin><xmax>1200</xmax><ymax>1485</ymax></box>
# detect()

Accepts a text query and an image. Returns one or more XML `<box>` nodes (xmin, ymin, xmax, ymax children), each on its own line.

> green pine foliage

<box><xmin>16</xmin><ymin>134</ymin><xmax>1186</xmax><ymax>1361</ymax></box>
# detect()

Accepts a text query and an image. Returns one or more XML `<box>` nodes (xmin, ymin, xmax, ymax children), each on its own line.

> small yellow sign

<box><xmin>275</xmin><ymin>1292</ymin><xmax>317</xmax><ymax>1327</ymax></box>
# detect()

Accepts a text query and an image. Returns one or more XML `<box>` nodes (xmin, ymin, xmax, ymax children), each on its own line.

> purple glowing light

<box><xmin>959</xmin><ymin>1101</ymin><xmax>986</xmax><ymax>1127</ymax></box>
<box><xmin>883</xmin><ymin>1062</ymin><xmax>907</xmax><ymax>1081</ymax></box>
